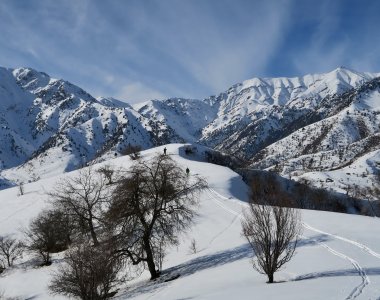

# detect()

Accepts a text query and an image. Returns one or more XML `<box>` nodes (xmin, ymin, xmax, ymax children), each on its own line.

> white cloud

<box><xmin>137</xmin><ymin>0</ymin><xmax>293</xmax><ymax>93</ymax></box>
<box><xmin>4</xmin><ymin>0</ymin><xmax>379</xmax><ymax>103</ymax></box>
<box><xmin>290</xmin><ymin>1</ymin><xmax>353</xmax><ymax>75</ymax></box>
<box><xmin>292</xmin><ymin>41</ymin><xmax>349</xmax><ymax>75</ymax></box>
<box><xmin>115</xmin><ymin>82</ymin><xmax>167</xmax><ymax>104</ymax></box>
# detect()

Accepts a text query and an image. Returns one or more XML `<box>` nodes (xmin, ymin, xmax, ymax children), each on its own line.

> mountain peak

<box><xmin>1</xmin><ymin>65</ymin><xmax>380</xmax><ymax>197</ymax></box>
<box><xmin>96</xmin><ymin>96</ymin><xmax>133</xmax><ymax>109</ymax></box>
<box><xmin>336</xmin><ymin>65</ymin><xmax>352</xmax><ymax>71</ymax></box>
<box><xmin>12</xmin><ymin>67</ymin><xmax>49</xmax><ymax>79</ymax></box>
<box><xmin>331</xmin><ymin>65</ymin><xmax>362</xmax><ymax>76</ymax></box>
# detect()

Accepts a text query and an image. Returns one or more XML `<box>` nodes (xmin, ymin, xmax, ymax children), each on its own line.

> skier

<box><xmin>164</xmin><ymin>147</ymin><xmax>167</xmax><ymax>155</ymax></box>
<box><xmin>186</xmin><ymin>167</ymin><xmax>190</xmax><ymax>176</ymax></box>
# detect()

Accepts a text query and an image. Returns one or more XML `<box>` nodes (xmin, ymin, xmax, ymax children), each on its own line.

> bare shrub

<box><xmin>49</xmin><ymin>167</ymin><xmax>109</xmax><ymax>246</ymax></box>
<box><xmin>122</xmin><ymin>144</ymin><xmax>142</xmax><ymax>160</ymax></box>
<box><xmin>97</xmin><ymin>164</ymin><xmax>115</xmax><ymax>185</ymax></box>
<box><xmin>25</xmin><ymin>209</ymin><xmax>72</xmax><ymax>265</ymax></box>
<box><xmin>204</xmin><ymin>150</ymin><xmax>247</xmax><ymax>171</ymax></box>
<box><xmin>18</xmin><ymin>183</ymin><xmax>24</xmax><ymax>196</ymax></box>
<box><xmin>189</xmin><ymin>238</ymin><xmax>197</xmax><ymax>254</ymax></box>
<box><xmin>249</xmin><ymin>173</ymin><xmax>293</xmax><ymax>207</ymax></box>
<box><xmin>184</xmin><ymin>146</ymin><xmax>196</xmax><ymax>155</ymax></box>
<box><xmin>107</xmin><ymin>153</ymin><xmax>207</xmax><ymax>279</ymax></box>
<box><xmin>49</xmin><ymin>241</ymin><xmax>123</xmax><ymax>300</ymax></box>
<box><xmin>0</xmin><ymin>236</ymin><xmax>24</xmax><ymax>267</ymax></box>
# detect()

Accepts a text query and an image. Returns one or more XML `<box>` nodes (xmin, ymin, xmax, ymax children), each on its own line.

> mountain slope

<box><xmin>135</xmin><ymin>97</ymin><xmax>217</xmax><ymax>142</ymax></box>
<box><xmin>199</xmin><ymin>67</ymin><xmax>380</xmax><ymax>159</ymax></box>
<box><xmin>1</xmin><ymin>145</ymin><xmax>380</xmax><ymax>299</ymax></box>
<box><xmin>250</xmin><ymin>77</ymin><xmax>380</xmax><ymax>192</ymax></box>
<box><xmin>1</xmin><ymin>66</ymin><xmax>380</xmax><ymax>194</ymax></box>
<box><xmin>0</xmin><ymin>67</ymin><xmax>157</xmax><ymax>184</ymax></box>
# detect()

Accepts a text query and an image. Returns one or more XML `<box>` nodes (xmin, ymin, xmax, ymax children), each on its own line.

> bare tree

<box><xmin>98</xmin><ymin>165</ymin><xmax>115</xmax><ymax>185</ymax></box>
<box><xmin>25</xmin><ymin>209</ymin><xmax>72</xmax><ymax>265</ymax></box>
<box><xmin>49</xmin><ymin>241</ymin><xmax>123</xmax><ymax>300</ymax></box>
<box><xmin>49</xmin><ymin>167</ymin><xmax>110</xmax><ymax>246</ymax></box>
<box><xmin>0</xmin><ymin>236</ymin><xmax>24</xmax><ymax>268</ymax></box>
<box><xmin>242</xmin><ymin>203</ymin><xmax>301</xmax><ymax>283</ymax></box>
<box><xmin>107</xmin><ymin>154</ymin><xmax>207</xmax><ymax>279</ymax></box>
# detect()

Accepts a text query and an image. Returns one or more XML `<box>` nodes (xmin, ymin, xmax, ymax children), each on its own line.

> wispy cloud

<box><xmin>115</xmin><ymin>82</ymin><xmax>167</xmax><ymax>103</ymax></box>
<box><xmin>0</xmin><ymin>0</ymin><xmax>379</xmax><ymax>103</ymax></box>
<box><xmin>290</xmin><ymin>1</ymin><xmax>346</xmax><ymax>74</ymax></box>
<box><xmin>124</xmin><ymin>0</ymin><xmax>293</xmax><ymax>92</ymax></box>
<box><xmin>289</xmin><ymin>0</ymin><xmax>380</xmax><ymax>76</ymax></box>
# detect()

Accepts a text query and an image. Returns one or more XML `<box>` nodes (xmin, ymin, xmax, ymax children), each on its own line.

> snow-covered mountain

<box><xmin>135</xmin><ymin>98</ymin><xmax>216</xmax><ymax>142</ymax></box>
<box><xmin>0</xmin><ymin>67</ymin><xmax>161</xmax><ymax>185</ymax></box>
<box><xmin>200</xmin><ymin>67</ymin><xmax>379</xmax><ymax>156</ymax></box>
<box><xmin>1</xmin><ymin>66</ymin><xmax>380</xmax><ymax>194</ymax></box>
<box><xmin>248</xmin><ymin>76</ymin><xmax>380</xmax><ymax>193</ymax></box>
<box><xmin>137</xmin><ymin>67</ymin><xmax>380</xmax><ymax>193</ymax></box>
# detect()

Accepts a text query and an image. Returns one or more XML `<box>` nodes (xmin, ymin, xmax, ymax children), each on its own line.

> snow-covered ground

<box><xmin>1</xmin><ymin>144</ymin><xmax>380</xmax><ymax>299</ymax></box>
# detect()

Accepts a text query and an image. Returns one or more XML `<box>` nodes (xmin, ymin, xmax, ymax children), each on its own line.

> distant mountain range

<box><xmin>1</xmin><ymin>66</ymin><xmax>379</xmax><ymax>195</ymax></box>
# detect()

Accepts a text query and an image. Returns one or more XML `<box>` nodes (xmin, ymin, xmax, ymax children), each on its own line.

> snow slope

<box><xmin>1</xmin><ymin>144</ymin><xmax>380</xmax><ymax>299</ymax></box>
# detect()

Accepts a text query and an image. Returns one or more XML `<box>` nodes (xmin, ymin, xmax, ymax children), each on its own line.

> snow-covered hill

<box><xmin>1</xmin><ymin>66</ymin><xmax>380</xmax><ymax>194</ymax></box>
<box><xmin>1</xmin><ymin>144</ymin><xmax>380</xmax><ymax>299</ymax></box>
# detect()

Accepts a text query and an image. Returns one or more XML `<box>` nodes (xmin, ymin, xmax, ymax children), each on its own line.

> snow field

<box><xmin>0</xmin><ymin>144</ymin><xmax>380</xmax><ymax>299</ymax></box>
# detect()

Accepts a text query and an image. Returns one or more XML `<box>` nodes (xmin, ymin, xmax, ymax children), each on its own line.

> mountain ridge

<box><xmin>1</xmin><ymin>66</ymin><xmax>379</xmax><ymax>196</ymax></box>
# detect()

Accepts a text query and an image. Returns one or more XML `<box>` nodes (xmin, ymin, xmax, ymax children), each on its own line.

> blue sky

<box><xmin>1</xmin><ymin>0</ymin><xmax>380</xmax><ymax>103</ymax></box>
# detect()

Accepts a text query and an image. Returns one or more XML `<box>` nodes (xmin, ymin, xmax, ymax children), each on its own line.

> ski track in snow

<box><xmin>0</xmin><ymin>197</ymin><xmax>40</xmax><ymax>225</ymax></box>
<box><xmin>300</xmin><ymin>233</ymin><xmax>369</xmax><ymax>300</ymax></box>
<box><xmin>303</xmin><ymin>222</ymin><xmax>380</xmax><ymax>260</ymax></box>
<box><xmin>208</xmin><ymin>187</ymin><xmax>372</xmax><ymax>300</ymax></box>
<box><xmin>202</xmin><ymin>189</ymin><xmax>242</xmax><ymax>249</ymax></box>
<box><xmin>207</xmin><ymin>189</ymin><xmax>242</xmax><ymax>218</ymax></box>
<box><xmin>0</xmin><ymin>187</ymin><xmax>46</xmax><ymax>225</ymax></box>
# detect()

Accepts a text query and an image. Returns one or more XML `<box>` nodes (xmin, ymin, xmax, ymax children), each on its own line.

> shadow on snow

<box><xmin>294</xmin><ymin>267</ymin><xmax>380</xmax><ymax>281</ymax></box>
<box><xmin>119</xmin><ymin>235</ymin><xmax>326</xmax><ymax>298</ymax></box>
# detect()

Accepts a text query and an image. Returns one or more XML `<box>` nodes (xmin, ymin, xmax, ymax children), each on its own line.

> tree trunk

<box><xmin>267</xmin><ymin>273</ymin><xmax>274</xmax><ymax>283</ymax></box>
<box><xmin>143</xmin><ymin>237</ymin><xmax>159</xmax><ymax>280</ymax></box>
<box><xmin>6</xmin><ymin>255</ymin><xmax>11</xmax><ymax>267</ymax></box>
<box><xmin>88</xmin><ymin>220</ymin><xmax>99</xmax><ymax>246</ymax></box>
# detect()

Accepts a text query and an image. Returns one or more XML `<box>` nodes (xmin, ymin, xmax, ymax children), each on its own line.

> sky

<box><xmin>1</xmin><ymin>0</ymin><xmax>380</xmax><ymax>103</ymax></box>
